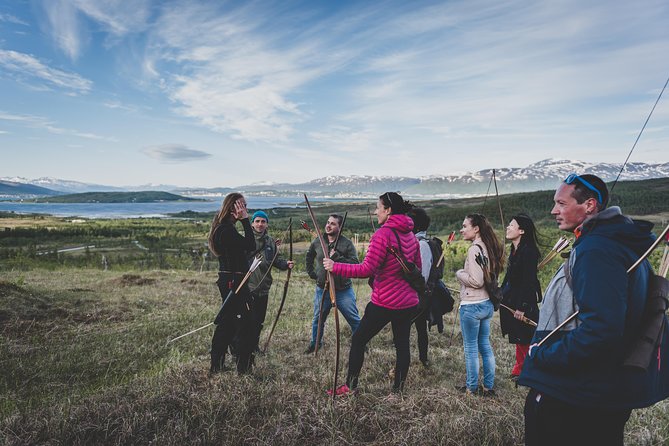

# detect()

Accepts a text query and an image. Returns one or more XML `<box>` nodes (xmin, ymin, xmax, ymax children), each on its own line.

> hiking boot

<box><xmin>481</xmin><ymin>388</ymin><xmax>496</xmax><ymax>398</ymax></box>
<box><xmin>457</xmin><ymin>385</ymin><xmax>477</xmax><ymax>395</ymax></box>
<box><xmin>304</xmin><ymin>343</ymin><xmax>323</xmax><ymax>354</ymax></box>
<box><xmin>326</xmin><ymin>384</ymin><xmax>356</xmax><ymax>397</ymax></box>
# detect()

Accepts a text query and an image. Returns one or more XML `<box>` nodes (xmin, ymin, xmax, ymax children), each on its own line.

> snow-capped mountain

<box><xmin>407</xmin><ymin>159</ymin><xmax>669</xmax><ymax>195</ymax></box>
<box><xmin>3</xmin><ymin>159</ymin><xmax>668</xmax><ymax>198</ymax></box>
<box><xmin>0</xmin><ymin>180</ymin><xmax>62</xmax><ymax>198</ymax></box>
<box><xmin>0</xmin><ymin>177</ymin><xmax>125</xmax><ymax>194</ymax></box>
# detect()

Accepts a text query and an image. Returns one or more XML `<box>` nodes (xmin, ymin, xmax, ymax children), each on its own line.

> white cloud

<box><xmin>142</xmin><ymin>144</ymin><xmax>212</xmax><ymax>162</ymax></box>
<box><xmin>70</xmin><ymin>0</ymin><xmax>152</xmax><ymax>35</ymax></box>
<box><xmin>42</xmin><ymin>0</ymin><xmax>83</xmax><ymax>60</ymax></box>
<box><xmin>0</xmin><ymin>13</ymin><xmax>29</xmax><ymax>26</ymax></box>
<box><xmin>0</xmin><ymin>49</ymin><xmax>92</xmax><ymax>94</ymax></box>
<box><xmin>0</xmin><ymin>111</ymin><xmax>112</xmax><ymax>141</ymax></box>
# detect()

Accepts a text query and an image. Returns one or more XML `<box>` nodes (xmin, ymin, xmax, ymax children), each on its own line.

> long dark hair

<box><xmin>466</xmin><ymin>213</ymin><xmax>504</xmax><ymax>275</ymax></box>
<box><xmin>379</xmin><ymin>192</ymin><xmax>412</xmax><ymax>215</ymax></box>
<box><xmin>509</xmin><ymin>213</ymin><xmax>540</xmax><ymax>258</ymax></box>
<box><xmin>208</xmin><ymin>192</ymin><xmax>244</xmax><ymax>257</ymax></box>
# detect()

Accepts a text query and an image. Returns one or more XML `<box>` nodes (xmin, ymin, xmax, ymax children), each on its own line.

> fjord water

<box><xmin>0</xmin><ymin>195</ymin><xmax>370</xmax><ymax>218</ymax></box>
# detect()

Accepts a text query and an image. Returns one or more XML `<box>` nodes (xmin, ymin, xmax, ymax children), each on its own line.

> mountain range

<box><xmin>2</xmin><ymin>159</ymin><xmax>668</xmax><ymax>199</ymax></box>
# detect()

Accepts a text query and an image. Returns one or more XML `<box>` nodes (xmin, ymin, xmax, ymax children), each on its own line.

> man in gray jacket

<box><xmin>304</xmin><ymin>214</ymin><xmax>361</xmax><ymax>353</ymax></box>
<box><xmin>247</xmin><ymin>211</ymin><xmax>293</xmax><ymax>352</ymax></box>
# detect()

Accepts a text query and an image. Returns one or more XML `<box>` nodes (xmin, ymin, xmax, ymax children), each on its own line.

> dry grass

<box><xmin>1</xmin><ymin>269</ymin><xmax>667</xmax><ymax>445</ymax></box>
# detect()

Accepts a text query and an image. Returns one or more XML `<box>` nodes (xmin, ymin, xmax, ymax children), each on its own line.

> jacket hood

<box><xmin>382</xmin><ymin>214</ymin><xmax>414</xmax><ymax>233</ymax></box>
<box><xmin>578</xmin><ymin>206</ymin><xmax>655</xmax><ymax>257</ymax></box>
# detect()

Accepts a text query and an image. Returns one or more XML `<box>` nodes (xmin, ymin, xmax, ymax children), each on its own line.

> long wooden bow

<box><xmin>315</xmin><ymin>212</ymin><xmax>347</xmax><ymax>355</ymax></box>
<box><xmin>492</xmin><ymin>169</ymin><xmax>506</xmax><ymax>260</ymax></box>
<box><xmin>304</xmin><ymin>194</ymin><xmax>341</xmax><ymax>402</ymax></box>
<box><xmin>262</xmin><ymin>218</ymin><xmax>293</xmax><ymax>353</ymax></box>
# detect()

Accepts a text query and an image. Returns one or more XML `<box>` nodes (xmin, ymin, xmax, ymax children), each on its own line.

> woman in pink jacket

<box><xmin>323</xmin><ymin>192</ymin><xmax>421</xmax><ymax>395</ymax></box>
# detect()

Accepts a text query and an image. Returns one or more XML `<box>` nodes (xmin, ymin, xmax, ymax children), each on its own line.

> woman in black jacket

<box><xmin>208</xmin><ymin>192</ymin><xmax>256</xmax><ymax>374</ymax></box>
<box><xmin>500</xmin><ymin>214</ymin><xmax>541</xmax><ymax>380</ymax></box>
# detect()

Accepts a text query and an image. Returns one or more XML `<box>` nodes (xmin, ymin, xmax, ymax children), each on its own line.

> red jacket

<box><xmin>333</xmin><ymin>214</ymin><xmax>421</xmax><ymax>310</ymax></box>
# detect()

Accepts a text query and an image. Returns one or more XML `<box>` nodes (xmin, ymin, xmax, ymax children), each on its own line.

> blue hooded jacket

<box><xmin>518</xmin><ymin>207</ymin><xmax>669</xmax><ymax>409</ymax></box>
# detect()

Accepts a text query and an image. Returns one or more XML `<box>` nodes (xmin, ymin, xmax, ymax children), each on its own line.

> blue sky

<box><xmin>1</xmin><ymin>0</ymin><xmax>668</xmax><ymax>188</ymax></box>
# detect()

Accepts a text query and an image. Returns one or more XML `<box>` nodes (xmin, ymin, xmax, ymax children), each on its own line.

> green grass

<box><xmin>1</xmin><ymin>269</ymin><xmax>667</xmax><ymax>445</ymax></box>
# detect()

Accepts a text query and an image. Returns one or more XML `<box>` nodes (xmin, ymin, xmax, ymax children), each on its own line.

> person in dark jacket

<box><xmin>207</xmin><ymin>193</ymin><xmax>257</xmax><ymax>374</ymax></box>
<box><xmin>305</xmin><ymin>214</ymin><xmax>361</xmax><ymax>353</ymax></box>
<box><xmin>500</xmin><ymin>214</ymin><xmax>541</xmax><ymax>380</ymax></box>
<box><xmin>246</xmin><ymin>210</ymin><xmax>294</xmax><ymax>352</ymax></box>
<box><xmin>407</xmin><ymin>206</ymin><xmax>433</xmax><ymax>367</ymax></box>
<box><xmin>519</xmin><ymin>173</ymin><xmax>669</xmax><ymax>446</ymax></box>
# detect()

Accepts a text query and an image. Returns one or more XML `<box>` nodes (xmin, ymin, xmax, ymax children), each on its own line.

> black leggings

<box><xmin>211</xmin><ymin>282</ymin><xmax>257</xmax><ymax>374</ymax></box>
<box><xmin>346</xmin><ymin>302</ymin><xmax>418</xmax><ymax>391</ymax></box>
<box><xmin>413</xmin><ymin>314</ymin><xmax>428</xmax><ymax>362</ymax></box>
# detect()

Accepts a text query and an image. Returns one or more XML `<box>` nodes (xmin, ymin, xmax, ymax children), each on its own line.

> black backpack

<box><xmin>420</xmin><ymin>236</ymin><xmax>455</xmax><ymax>326</ymax></box>
<box><xmin>424</xmin><ymin>237</ymin><xmax>445</xmax><ymax>283</ymax></box>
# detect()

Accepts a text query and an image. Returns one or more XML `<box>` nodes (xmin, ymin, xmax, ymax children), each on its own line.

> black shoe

<box><xmin>457</xmin><ymin>385</ymin><xmax>477</xmax><ymax>395</ymax></box>
<box><xmin>304</xmin><ymin>345</ymin><xmax>315</xmax><ymax>354</ymax></box>
<box><xmin>210</xmin><ymin>354</ymin><xmax>225</xmax><ymax>374</ymax></box>
<box><xmin>481</xmin><ymin>388</ymin><xmax>496</xmax><ymax>398</ymax></box>
<box><xmin>420</xmin><ymin>359</ymin><xmax>430</xmax><ymax>368</ymax></box>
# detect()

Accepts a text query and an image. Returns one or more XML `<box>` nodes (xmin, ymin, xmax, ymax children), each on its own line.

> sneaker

<box><xmin>326</xmin><ymin>384</ymin><xmax>355</xmax><ymax>396</ymax></box>
<box><xmin>420</xmin><ymin>359</ymin><xmax>431</xmax><ymax>368</ymax></box>
<box><xmin>304</xmin><ymin>345</ymin><xmax>315</xmax><ymax>354</ymax></box>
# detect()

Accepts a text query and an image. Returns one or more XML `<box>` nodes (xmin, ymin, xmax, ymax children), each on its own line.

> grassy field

<box><xmin>1</xmin><ymin>266</ymin><xmax>668</xmax><ymax>445</ymax></box>
<box><xmin>2</xmin><ymin>179</ymin><xmax>669</xmax><ymax>445</ymax></box>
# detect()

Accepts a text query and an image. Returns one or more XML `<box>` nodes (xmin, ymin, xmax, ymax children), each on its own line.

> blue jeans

<box><xmin>310</xmin><ymin>286</ymin><xmax>361</xmax><ymax>346</ymax></box>
<box><xmin>460</xmin><ymin>300</ymin><xmax>495</xmax><ymax>391</ymax></box>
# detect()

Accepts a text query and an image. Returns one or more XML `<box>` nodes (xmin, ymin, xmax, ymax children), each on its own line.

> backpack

<box><xmin>564</xmin><ymin>252</ymin><xmax>669</xmax><ymax>372</ymax></box>
<box><xmin>419</xmin><ymin>235</ymin><xmax>455</xmax><ymax>325</ymax></box>
<box><xmin>388</xmin><ymin>229</ymin><xmax>427</xmax><ymax>308</ymax></box>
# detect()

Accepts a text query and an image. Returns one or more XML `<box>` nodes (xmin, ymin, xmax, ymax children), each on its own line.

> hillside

<box><xmin>32</xmin><ymin>191</ymin><xmax>204</xmax><ymax>203</ymax></box>
<box><xmin>0</xmin><ymin>180</ymin><xmax>60</xmax><ymax>198</ymax></box>
<box><xmin>169</xmin><ymin>177</ymin><xmax>669</xmax><ymax>237</ymax></box>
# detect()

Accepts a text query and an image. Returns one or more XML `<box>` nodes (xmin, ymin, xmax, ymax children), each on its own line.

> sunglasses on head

<box><xmin>564</xmin><ymin>174</ymin><xmax>603</xmax><ymax>204</ymax></box>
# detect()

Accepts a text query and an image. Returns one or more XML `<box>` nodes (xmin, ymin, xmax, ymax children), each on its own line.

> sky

<box><xmin>1</xmin><ymin>0</ymin><xmax>668</xmax><ymax>188</ymax></box>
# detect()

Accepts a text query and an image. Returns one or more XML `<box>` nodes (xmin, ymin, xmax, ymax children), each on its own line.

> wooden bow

<box><xmin>304</xmin><ymin>194</ymin><xmax>341</xmax><ymax>402</ymax></box>
<box><xmin>262</xmin><ymin>218</ymin><xmax>293</xmax><ymax>353</ymax></box>
<box><xmin>492</xmin><ymin>169</ymin><xmax>506</xmax><ymax>260</ymax></box>
<box><xmin>315</xmin><ymin>212</ymin><xmax>347</xmax><ymax>355</ymax></box>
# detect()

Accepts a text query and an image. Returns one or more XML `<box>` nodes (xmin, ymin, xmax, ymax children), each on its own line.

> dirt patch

<box><xmin>114</xmin><ymin>274</ymin><xmax>157</xmax><ymax>287</ymax></box>
<box><xmin>0</xmin><ymin>280</ymin><xmax>25</xmax><ymax>297</ymax></box>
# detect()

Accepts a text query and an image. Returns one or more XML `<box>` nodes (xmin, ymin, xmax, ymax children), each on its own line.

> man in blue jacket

<box><xmin>519</xmin><ymin>173</ymin><xmax>669</xmax><ymax>445</ymax></box>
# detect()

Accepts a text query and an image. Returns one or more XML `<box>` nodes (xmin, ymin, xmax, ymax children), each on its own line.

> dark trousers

<box><xmin>346</xmin><ymin>302</ymin><xmax>417</xmax><ymax>391</ymax></box>
<box><xmin>524</xmin><ymin>388</ymin><xmax>632</xmax><ymax>446</ymax></box>
<box><xmin>211</xmin><ymin>283</ymin><xmax>256</xmax><ymax>374</ymax></box>
<box><xmin>413</xmin><ymin>314</ymin><xmax>428</xmax><ymax>362</ymax></box>
<box><xmin>252</xmin><ymin>292</ymin><xmax>269</xmax><ymax>350</ymax></box>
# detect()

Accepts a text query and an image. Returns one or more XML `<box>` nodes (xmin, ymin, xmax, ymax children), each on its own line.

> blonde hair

<box><xmin>208</xmin><ymin>192</ymin><xmax>244</xmax><ymax>257</ymax></box>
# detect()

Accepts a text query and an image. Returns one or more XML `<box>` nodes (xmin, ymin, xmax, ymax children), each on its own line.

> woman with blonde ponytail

<box><xmin>208</xmin><ymin>193</ymin><xmax>256</xmax><ymax>374</ymax></box>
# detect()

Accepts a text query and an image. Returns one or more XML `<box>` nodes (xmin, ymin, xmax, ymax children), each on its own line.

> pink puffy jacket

<box><xmin>332</xmin><ymin>214</ymin><xmax>421</xmax><ymax>310</ymax></box>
